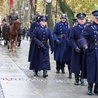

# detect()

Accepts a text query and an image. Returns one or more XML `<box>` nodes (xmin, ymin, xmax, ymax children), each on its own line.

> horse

<box><xmin>2</xmin><ymin>22</ymin><xmax>9</xmax><ymax>45</ymax></box>
<box><xmin>8</xmin><ymin>20</ymin><xmax>21</xmax><ymax>52</ymax></box>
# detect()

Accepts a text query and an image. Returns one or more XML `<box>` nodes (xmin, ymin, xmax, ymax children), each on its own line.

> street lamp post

<box><xmin>24</xmin><ymin>4</ymin><xmax>29</xmax><ymax>27</ymax></box>
<box><xmin>25</xmin><ymin>6</ymin><xmax>29</xmax><ymax>11</ymax></box>
<box><xmin>46</xmin><ymin>0</ymin><xmax>52</xmax><ymax>3</ymax></box>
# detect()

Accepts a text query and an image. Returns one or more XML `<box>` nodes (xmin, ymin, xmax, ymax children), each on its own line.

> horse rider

<box><xmin>29</xmin><ymin>15</ymin><xmax>54</xmax><ymax>78</ymax></box>
<box><xmin>9</xmin><ymin>9</ymin><xmax>19</xmax><ymax>25</ymax></box>
<box><xmin>9</xmin><ymin>9</ymin><xmax>22</xmax><ymax>47</ymax></box>
<box><xmin>2</xmin><ymin>14</ymin><xmax>9</xmax><ymax>24</ymax></box>
<box><xmin>2</xmin><ymin>14</ymin><xmax>10</xmax><ymax>45</ymax></box>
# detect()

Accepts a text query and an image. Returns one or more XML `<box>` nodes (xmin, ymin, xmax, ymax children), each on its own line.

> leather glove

<box><xmin>55</xmin><ymin>39</ymin><xmax>60</xmax><ymax>45</ymax></box>
<box><xmin>83</xmin><ymin>45</ymin><xmax>88</xmax><ymax>50</ymax></box>
<box><xmin>75</xmin><ymin>47</ymin><xmax>81</xmax><ymax>53</ymax></box>
<box><xmin>40</xmin><ymin>44</ymin><xmax>46</xmax><ymax>49</ymax></box>
<box><xmin>40</xmin><ymin>44</ymin><xmax>44</xmax><ymax>48</ymax></box>
<box><xmin>51</xmin><ymin>50</ymin><xmax>54</xmax><ymax>54</ymax></box>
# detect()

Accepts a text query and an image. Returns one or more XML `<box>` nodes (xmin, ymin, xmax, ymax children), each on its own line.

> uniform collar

<box><xmin>60</xmin><ymin>21</ymin><xmax>67</xmax><ymax>25</ymax></box>
<box><xmin>93</xmin><ymin>22</ymin><xmax>98</xmax><ymax>26</ymax></box>
<box><xmin>78</xmin><ymin>23</ymin><xmax>86</xmax><ymax>29</ymax></box>
<box><xmin>40</xmin><ymin>25</ymin><xmax>46</xmax><ymax>29</ymax></box>
<box><xmin>93</xmin><ymin>22</ymin><xmax>98</xmax><ymax>30</ymax></box>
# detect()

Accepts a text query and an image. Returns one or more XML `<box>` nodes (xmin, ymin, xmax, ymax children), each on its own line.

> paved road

<box><xmin>0</xmin><ymin>40</ymin><xmax>97</xmax><ymax>98</ymax></box>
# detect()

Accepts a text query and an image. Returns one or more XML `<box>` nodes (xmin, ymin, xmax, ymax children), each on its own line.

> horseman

<box><xmin>9</xmin><ymin>9</ymin><xmax>19</xmax><ymax>25</ymax></box>
<box><xmin>2</xmin><ymin>14</ymin><xmax>10</xmax><ymax>45</ymax></box>
<box><xmin>9</xmin><ymin>9</ymin><xmax>21</xmax><ymax>47</ymax></box>
<box><xmin>2</xmin><ymin>14</ymin><xmax>9</xmax><ymax>24</ymax></box>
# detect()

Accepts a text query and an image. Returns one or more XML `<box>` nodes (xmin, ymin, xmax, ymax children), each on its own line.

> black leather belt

<box><xmin>88</xmin><ymin>40</ymin><xmax>98</xmax><ymax>44</ymax></box>
<box><xmin>42</xmin><ymin>41</ymin><xmax>47</xmax><ymax>43</ymax></box>
<box><xmin>59</xmin><ymin>34</ymin><xmax>66</xmax><ymax>38</ymax></box>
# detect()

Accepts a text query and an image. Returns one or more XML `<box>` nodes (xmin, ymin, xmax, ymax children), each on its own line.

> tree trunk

<box><xmin>46</xmin><ymin>2</ymin><xmax>53</xmax><ymax>30</ymax></box>
<box><xmin>17</xmin><ymin>0</ymin><xmax>24</xmax><ymax>21</ymax></box>
<box><xmin>58</xmin><ymin>0</ymin><xmax>74</xmax><ymax>25</ymax></box>
<box><xmin>34</xmin><ymin>0</ymin><xmax>38</xmax><ymax>15</ymax></box>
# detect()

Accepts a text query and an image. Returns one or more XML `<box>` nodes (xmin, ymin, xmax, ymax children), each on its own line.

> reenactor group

<box><xmin>28</xmin><ymin>10</ymin><xmax>98</xmax><ymax>96</ymax></box>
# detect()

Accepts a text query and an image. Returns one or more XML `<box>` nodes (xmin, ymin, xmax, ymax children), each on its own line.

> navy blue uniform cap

<box><xmin>76</xmin><ymin>13</ymin><xmax>86</xmax><ymax>19</ymax></box>
<box><xmin>92</xmin><ymin>10</ymin><xmax>98</xmax><ymax>18</ymax></box>
<box><xmin>39</xmin><ymin>16</ymin><xmax>48</xmax><ymax>21</ymax></box>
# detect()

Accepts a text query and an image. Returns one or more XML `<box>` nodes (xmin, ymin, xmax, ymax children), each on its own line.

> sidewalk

<box><xmin>0</xmin><ymin>40</ymin><xmax>97</xmax><ymax>98</ymax></box>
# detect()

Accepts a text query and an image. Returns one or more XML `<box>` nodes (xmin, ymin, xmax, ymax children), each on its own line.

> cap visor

<box><xmin>94</xmin><ymin>16</ymin><xmax>98</xmax><ymax>18</ymax></box>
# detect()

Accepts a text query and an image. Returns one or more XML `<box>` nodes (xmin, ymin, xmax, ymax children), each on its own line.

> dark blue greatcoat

<box><xmin>28</xmin><ymin>20</ymin><xmax>40</xmax><ymax>62</ymax></box>
<box><xmin>83</xmin><ymin>22</ymin><xmax>98</xmax><ymax>83</ymax></box>
<box><xmin>63</xmin><ymin>28</ymin><xmax>72</xmax><ymax>65</ymax></box>
<box><xmin>53</xmin><ymin>21</ymin><xmax>70</xmax><ymax>63</ymax></box>
<box><xmin>69</xmin><ymin>24</ymin><xmax>87</xmax><ymax>74</ymax></box>
<box><xmin>29</xmin><ymin>25</ymin><xmax>54</xmax><ymax>71</ymax></box>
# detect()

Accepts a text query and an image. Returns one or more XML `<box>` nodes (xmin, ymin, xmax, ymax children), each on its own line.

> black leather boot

<box><xmin>94</xmin><ymin>83</ymin><xmax>98</xmax><ymax>95</ymax></box>
<box><xmin>18</xmin><ymin>41</ymin><xmax>21</xmax><ymax>47</ymax></box>
<box><xmin>61</xmin><ymin>62</ymin><xmax>65</xmax><ymax>74</ymax></box>
<box><xmin>87</xmin><ymin>83</ymin><xmax>93</xmax><ymax>95</ymax></box>
<box><xmin>56</xmin><ymin>61</ymin><xmax>60</xmax><ymax>73</ymax></box>
<box><xmin>61</xmin><ymin>68</ymin><xmax>65</xmax><ymax>74</ymax></box>
<box><xmin>68</xmin><ymin>72</ymin><xmax>72</xmax><ymax>79</ymax></box>
<box><xmin>56</xmin><ymin>70</ymin><xmax>60</xmax><ymax>73</ymax></box>
<box><xmin>80</xmin><ymin>78</ymin><xmax>84</xmax><ymax>85</ymax></box>
<box><xmin>34</xmin><ymin>70</ymin><xmax>38</xmax><ymax>76</ymax></box>
<box><xmin>74</xmin><ymin>74</ymin><xmax>79</xmax><ymax>85</ymax></box>
<box><xmin>67</xmin><ymin>63</ymin><xmax>72</xmax><ymax>78</ymax></box>
<box><xmin>43</xmin><ymin>69</ymin><xmax>48</xmax><ymax>78</ymax></box>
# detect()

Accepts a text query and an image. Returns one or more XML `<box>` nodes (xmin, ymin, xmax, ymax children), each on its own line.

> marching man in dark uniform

<box><xmin>83</xmin><ymin>10</ymin><xmax>98</xmax><ymax>95</ymax></box>
<box><xmin>28</xmin><ymin>12</ymin><xmax>41</xmax><ymax>62</ymax></box>
<box><xmin>53</xmin><ymin>14</ymin><xmax>70</xmax><ymax>74</ymax></box>
<box><xmin>69</xmin><ymin>13</ymin><xmax>88</xmax><ymax>85</ymax></box>
<box><xmin>28</xmin><ymin>13</ymin><xmax>41</xmax><ymax>62</ymax></box>
<box><xmin>72</xmin><ymin>18</ymin><xmax>78</xmax><ymax>27</ymax></box>
<box><xmin>29</xmin><ymin>15</ymin><xmax>54</xmax><ymax>78</ymax></box>
<box><xmin>29</xmin><ymin>12</ymin><xmax>41</xmax><ymax>35</ymax></box>
<box><xmin>86</xmin><ymin>18</ymin><xmax>92</xmax><ymax>26</ymax></box>
<box><xmin>65</xmin><ymin>18</ymin><xmax>78</xmax><ymax>78</ymax></box>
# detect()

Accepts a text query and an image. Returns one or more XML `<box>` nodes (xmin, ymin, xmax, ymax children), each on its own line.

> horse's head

<box><xmin>13</xmin><ymin>20</ymin><xmax>22</xmax><ymax>31</ymax></box>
